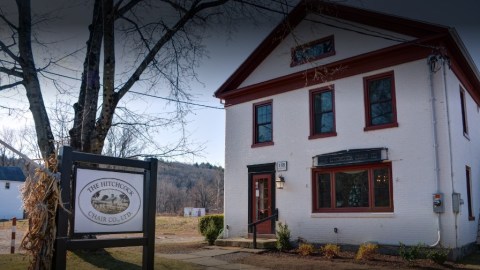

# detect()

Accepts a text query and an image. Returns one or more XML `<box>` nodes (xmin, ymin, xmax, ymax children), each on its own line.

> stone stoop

<box><xmin>215</xmin><ymin>237</ymin><xmax>277</xmax><ymax>249</ymax></box>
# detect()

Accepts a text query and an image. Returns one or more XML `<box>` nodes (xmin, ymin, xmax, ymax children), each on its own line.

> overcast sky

<box><xmin>1</xmin><ymin>0</ymin><xmax>479</xmax><ymax>167</ymax></box>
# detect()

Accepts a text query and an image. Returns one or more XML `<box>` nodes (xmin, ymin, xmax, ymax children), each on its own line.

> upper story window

<box><xmin>291</xmin><ymin>35</ymin><xmax>335</xmax><ymax>67</ymax></box>
<box><xmin>252</xmin><ymin>100</ymin><xmax>273</xmax><ymax>147</ymax></box>
<box><xmin>309</xmin><ymin>86</ymin><xmax>336</xmax><ymax>139</ymax></box>
<box><xmin>460</xmin><ymin>87</ymin><xmax>469</xmax><ymax>137</ymax></box>
<box><xmin>312</xmin><ymin>163</ymin><xmax>393</xmax><ymax>213</ymax></box>
<box><xmin>364</xmin><ymin>71</ymin><xmax>398</xmax><ymax>131</ymax></box>
<box><xmin>5</xmin><ymin>182</ymin><xmax>10</xmax><ymax>190</ymax></box>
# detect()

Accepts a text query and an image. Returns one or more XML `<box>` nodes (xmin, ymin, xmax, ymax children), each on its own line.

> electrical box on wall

<box><xmin>433</xmin><ymin>193</ymin><xmax>444</xmax><ymax>213</ymax></box>
<box><xmin>452</xmin><ymin>193</ymin><xmax>463</xmax><ymax>213</ymax></box>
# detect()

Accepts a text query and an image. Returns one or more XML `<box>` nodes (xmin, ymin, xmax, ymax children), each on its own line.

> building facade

<box><xmin>215</xmin><ymin>1</ymin><xmax>480</xmax><ymax>258</ymax></box>
<box><xmin>0</xmin><ymin>167</ymin><xmax>26</xmax><ymax>220</ymax></box>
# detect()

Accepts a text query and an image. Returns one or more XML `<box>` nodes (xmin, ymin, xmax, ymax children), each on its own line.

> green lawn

<box><xmin>0</xmin><ymin>248</ymin><xmax>204</xmax><ymax>270</ymax></box>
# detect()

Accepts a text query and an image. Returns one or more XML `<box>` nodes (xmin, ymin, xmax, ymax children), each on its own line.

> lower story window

<box><xmin>312</xmin><ymin>163</ymin><xmax>393</xmax><ymax>212</ymax></box>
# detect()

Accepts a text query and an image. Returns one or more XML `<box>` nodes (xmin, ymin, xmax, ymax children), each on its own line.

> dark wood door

<box><xmin>251</xmin><ymin>174</ymin><xmax>273</xmax><ymax>234</ymax></box>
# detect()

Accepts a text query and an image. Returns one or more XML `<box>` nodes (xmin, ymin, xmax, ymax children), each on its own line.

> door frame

<box><xmin>247</xmin><ymin>163</ymin><xmax>276</xmax><ymax>234</ymax></box>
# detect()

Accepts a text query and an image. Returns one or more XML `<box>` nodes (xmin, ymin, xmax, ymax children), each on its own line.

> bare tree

<box><xmin>192</xmin><ymin>178</ymin><xmax>214</xmax><ymax>209</ymax></box>
<box><xmin>1</xmin><ymin>0</ymin><xmax>288</xmax><ymax>159</ymax></box>
<box><xmin>103</xmin><ymin>124</ymin><xmax>145</xmax><ymax>158</ymax></box>
<box><xmin>0</xmin><ymin>127</ymin><xmax>16</xmax><ymax>166</ymax></box>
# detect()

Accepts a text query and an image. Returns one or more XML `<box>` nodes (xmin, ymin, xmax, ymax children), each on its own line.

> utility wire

<box><xmin>37</xmin><ymin>70</ymin><xmax>224</xmax><ymax>110</ymax></box>
<box><xmin>129</xmin><ymin>91</ymin><xmax>224</xmax><ymax>110</ymax></box>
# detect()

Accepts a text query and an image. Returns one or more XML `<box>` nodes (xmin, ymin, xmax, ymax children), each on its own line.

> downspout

<box><xmin>427</xmin><ymin>54</ymin><xmax>442</xmax><ymax>247</ymax></box>
<box><xmin>440</xmin><ymin>55</ymin><xmax>459</xmax><ymax>249</ymax></box>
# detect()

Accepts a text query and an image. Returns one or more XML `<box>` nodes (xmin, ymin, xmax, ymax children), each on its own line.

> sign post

<box><xmin>52</xmin><ymin>146</ymin><xmax>157</xmax><ymax>269</ymax></box>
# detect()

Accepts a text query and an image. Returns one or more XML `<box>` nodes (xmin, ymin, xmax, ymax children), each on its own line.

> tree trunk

<box><xmin>69</xmin><ymin>0</ymin><xmax>103</xmax><ymax>152</ymax></box>
<box><xmin>90</xmin><ymin>0</ymin><xmax>116</xmax><ymax>155</ymax></box>
<box><xmin>17</xmin><ymin>0</ymin><xmax>55</xmax><ymax>159</ymax></box>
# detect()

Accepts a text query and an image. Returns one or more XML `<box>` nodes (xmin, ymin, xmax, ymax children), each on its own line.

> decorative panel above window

<box><xmin>291</xmin><ymin>35</ymin><xmax>335</xmax><ymax>66</ymax></box>
<box><xmin>252</xmin><ymin>100</ymin><xmax>273</xmax><ymax>147</ymax></box>
<box><xmin>312</xmin><ymin>163</ymin><xmax>393</xmax><ymax>213</ymax></box>
<box><xmin>364</xmin><ymin>71</ymin><xmax>398</xmax><ymax>131</ymax></box>
<box><xmin>309</xmin><ymin>86</ymin><xmax>336</xmax><ymax>139</ymax></box>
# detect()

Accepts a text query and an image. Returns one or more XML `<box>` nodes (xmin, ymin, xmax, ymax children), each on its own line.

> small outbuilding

<box><xmin>0</xmin><ymin>167</ymin><xmax>26</xmax><ymax>220</ymax></box>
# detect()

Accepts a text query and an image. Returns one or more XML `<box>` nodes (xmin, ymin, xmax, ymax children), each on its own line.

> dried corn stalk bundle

<box><xmin>20</xmin><ymin>155</ymin><xmax>62</xmax><ymax>270</ymax></box>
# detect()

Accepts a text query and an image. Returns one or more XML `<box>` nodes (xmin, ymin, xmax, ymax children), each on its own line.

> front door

<box><xmin>251</xmin><ymin>174</ymin><xmax>273</xmax><ymax>234</ymax></box>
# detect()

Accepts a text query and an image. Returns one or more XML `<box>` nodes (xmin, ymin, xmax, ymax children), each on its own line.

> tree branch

<box><xmin>0</xmin><ymin>40</ymin><xmax>21</xmax><ymax>63</ymax></box>
<box><xmin>116</xmin><ymin>0</ymin><xmax>229</xmax><ymax>100</ymax></box>
<box><xmin>0</xmin><ymin>67</ymin><xmax>23</xmax><ymax>77</ymax></box>
<box><xmin>0</xmin><ymin>12</ymin><xmax>18</xmax><ymax>30</ymax></box>
<box><xmin>0</xmin><ymin>81</ymin><xmax>24</xmax><ymax>91</ymax></box>
<box><xmin>115</xmin><ymin>0</ymin><xmax>143</xmax><ymax>19</ymax></box>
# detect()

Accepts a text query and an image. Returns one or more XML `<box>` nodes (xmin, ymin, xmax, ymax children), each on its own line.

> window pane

<box><xmin>257</xmin><ymin>124</ymin><xmax>272</xmax><ymax>143</ymax></box>
<box><xmin>368</xmin><ymin>77</ymin><xmax>393</xmax><ymax>126</ymax></box>
<box><xmin>373</xmin><ymin>168</ymin><xmax>390</xmax><ymax>207</ymax></box>
<box><xmin>316</xmin><ymin>173</ymin><xmax>331</xmax><ymax>208</ymax></box>
<box><xmin>370</xmin><ymin>101</ymin><xmax>393</xmax><ymax>125</ymax></box>
<box><xmin>369</xmin><ymin>78</ymin><xmax>391</xmax><ymax>103</ymax></box>
<box><xmin>313</xmin><ymin>91</ymin><xmax>333</xmax><ymax>134</ymax></box>
<box><xmin>317</xmin><ymin>112</ymin><xmax>333</xmax><ymax>133</ymax></box>
<box><xmin>257</xmin><ymin>105</ymin><xmax>271</xmax><ymax>125</ymax></box>
<box><xmin>335</xmin><ymin>170</ymin><xmax>369</xmax><ymax>208</ymax></box>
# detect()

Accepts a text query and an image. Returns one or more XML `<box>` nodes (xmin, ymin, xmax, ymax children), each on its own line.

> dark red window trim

<box><xmin>312</xmin><ymin>162</ymin><xmax>394</xmax><ymax>213</ymax></box>
<box><xmin>309</xmin><ymin>85</ymin><xmax>337</xmax><ymax>139</ymax></box>
<box><xmin>252</xmin><ymin>100</ymin><xmax>274</xmax><ymax>148</ymax></box>
<box><xmin>363</xmin><ymin>71</ymin><xmax>398</xmax><ymax>131</ymax></box>
<box><xmin>460</xmin><ymin>87</ymin><xmax>469</xmax><ymax>138</ymax></box>
<box><xmin>291</xmin><ymin>35</ymin><xmax>335</xmax><ymax>67</ymax></box>
<box><xmin>466</xmin><ymin>166</ymin><xmax>475</xmax><ymax>221</ymax></box>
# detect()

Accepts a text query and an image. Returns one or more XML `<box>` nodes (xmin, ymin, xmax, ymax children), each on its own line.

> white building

<box><xmin>0</xmin><ymin>167</ymin><xmax>26</xmax><ymax>220</ymax></box>
<box><xmin>215</xmin><ymin>1</ymin><xmax>480</xmax><ymax>258</ymax></box>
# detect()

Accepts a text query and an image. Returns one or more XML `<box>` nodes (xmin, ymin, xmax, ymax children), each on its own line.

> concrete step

<box><xmin>215</xmin><ymin>237</ymin><xmax>277</xmax><ymax>249</ymax></box>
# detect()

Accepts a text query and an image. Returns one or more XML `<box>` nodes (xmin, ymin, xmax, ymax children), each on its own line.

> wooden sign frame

<box><xmin>52</xmin><ymin>146</ymin><xmax>157</xmax><ymax>269</ymax></box>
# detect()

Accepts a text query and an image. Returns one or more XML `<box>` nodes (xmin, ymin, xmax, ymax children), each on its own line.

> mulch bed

<box><xmin>217</xmin><ymin>250</ymin><xmax>467</xmax><ymax>270</ymax></box>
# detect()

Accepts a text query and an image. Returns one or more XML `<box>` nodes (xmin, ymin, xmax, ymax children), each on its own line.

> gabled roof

<box><xmin>0</xmin><ymin>167</ymin><xmax>26</xmax><ymax>182</ymax></box>
<box><xmin>215</xmin><ymin>0</ymin><xmax>480</xmax><ymax>106</ymax></box>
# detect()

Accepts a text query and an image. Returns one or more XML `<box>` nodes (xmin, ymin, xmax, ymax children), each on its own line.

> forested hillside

<box><xmin>156</xmin><ymin>161</ymin><xmax>224</xmax><ymax>215</ymax></box>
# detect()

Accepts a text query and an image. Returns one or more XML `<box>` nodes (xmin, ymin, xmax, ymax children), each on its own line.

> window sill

<box><xmin>464</xmin><ymin>132</ymin><xmax>470</xmax><ymax>141</ymax></box>
<box><xmin>364</xmin><ymin>122</ymin><xmax>399</xmax><ymax>132</ymax></box>
<box><xmin>309</xmin><ymin>132</ymin><xmax>337</xmax><ymax>140</ymax></box>
<box><xmin>469</xmin><ymin>216</ymin><xmax>475</xmax><ymax>221</ymax></box>
<box><xmin>251</xmin><ymin>141</ymin><xmax>274</xmax><ymax>148</ymax></box>
<box><xmin>311</xmin><ymin>212</ymin><xmax>395</xmax><ymax>218</ymax></box>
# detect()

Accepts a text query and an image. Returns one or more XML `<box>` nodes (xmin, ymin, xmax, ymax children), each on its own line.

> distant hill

<box><xmin>156</xmin><ymin>161</ymin><xmax>224</xmax><ymax>215</ymax></box>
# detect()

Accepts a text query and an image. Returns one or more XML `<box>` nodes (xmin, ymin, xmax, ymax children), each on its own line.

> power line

<box><xmin>37</xmin><ymin>70</ymin><xmax>224</xmax><ymax>110</ymax></box>
<box><xmin>129</xmin><ymin>91</ymin><xmax>224</xmax><ymax>110</ymax></box>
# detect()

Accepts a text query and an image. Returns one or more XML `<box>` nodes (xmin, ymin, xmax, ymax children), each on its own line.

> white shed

<box><xmin>0</xmin><ymin>167</ymin><xmax>26</xmax><ymax>220</ymax></box>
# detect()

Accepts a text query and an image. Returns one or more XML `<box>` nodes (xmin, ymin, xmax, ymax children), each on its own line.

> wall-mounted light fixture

<box><xmin>276</xmin><ymin>175</ymin><xmax>285</xmax><ymax>189</ymax></box>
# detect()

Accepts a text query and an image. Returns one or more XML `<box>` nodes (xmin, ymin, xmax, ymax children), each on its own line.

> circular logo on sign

<box><xmin>78</xmin><ymin>178</ymin><xmax>141</xmax><ymax>226</ymax></box>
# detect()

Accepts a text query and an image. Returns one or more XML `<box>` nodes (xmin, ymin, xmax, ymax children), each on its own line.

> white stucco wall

<box><xmin>0</xmin><ymin>180</ymin><xmax>24</xmax><ymax>220</ymax></box>
<box><xmin>223</xmin><ymin>58</ymin><xmax>480</xmax><ymax>249</ymax></box>
<box><xmin>436</xmin><ymin>64</ymin><xmax>480</xmax><ymax>248</ymax></box>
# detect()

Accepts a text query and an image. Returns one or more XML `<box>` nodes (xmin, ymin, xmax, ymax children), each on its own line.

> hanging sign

<box><xmin>74</xmin><ymin>168</ymin><xmax>144</xmax><ymax>234</ymax></box>
<box><xmin>314</xmin><ymin>148</ymin><xmax>388</xmax><ymax>167</ymax></box>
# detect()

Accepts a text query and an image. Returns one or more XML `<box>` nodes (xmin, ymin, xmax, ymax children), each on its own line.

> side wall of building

<box><xmin>0</xmin><ymin>180</ymin><xmax>24</xmax><ymax>220</ymax></box>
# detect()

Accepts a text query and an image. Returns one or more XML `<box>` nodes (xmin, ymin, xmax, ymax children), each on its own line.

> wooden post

<box><xmin>11</xmin><ymin>217</ymin><xmax>16</xmax><ymax>254</ymax></box>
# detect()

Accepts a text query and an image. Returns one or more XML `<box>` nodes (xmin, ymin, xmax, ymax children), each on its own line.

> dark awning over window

<box><xmin>313</xmin><ymin>148</ymin><xmax>388</xmax><ymax>168</ymax></box>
